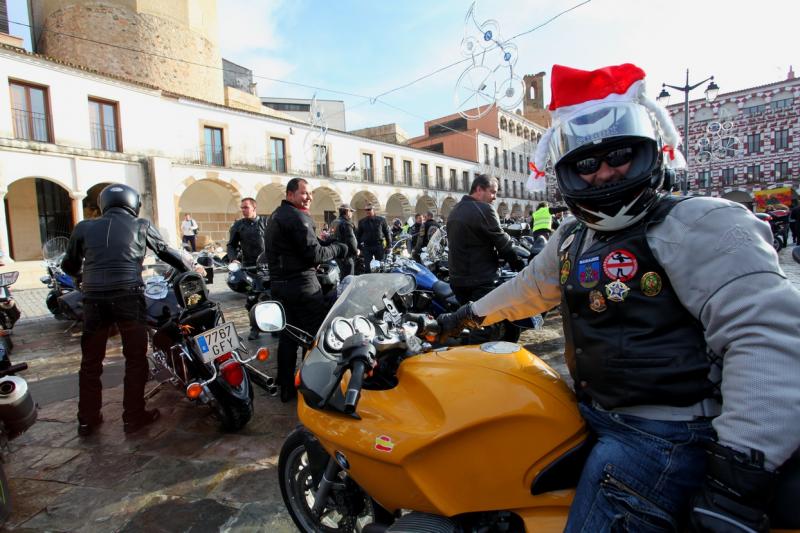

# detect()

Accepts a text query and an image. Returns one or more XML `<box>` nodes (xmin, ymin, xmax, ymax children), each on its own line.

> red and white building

<box><xmin>666</xmin><ymin>69</ymin><xmax>799</xmax><ymax>209</ymax></box>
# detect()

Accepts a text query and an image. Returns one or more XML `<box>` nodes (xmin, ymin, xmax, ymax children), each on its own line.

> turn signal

<box><xmin>425</xmin><ymin>333</ymin><xmax>437</xmax><ymax>343</ymax></box>
<box><xmin>186</xmin><ymin>382</ymin><xmax>203</xmax><ymax>399</ymax></box>
<box><xmin>256</xmin><ymin>347</ymin><xmax>269</xmax><ymax>361</ymax></box>
<box><xmin>294</xmin><ymin>370</ymin><xmax>301</xmax><ymax>388</ymax></box>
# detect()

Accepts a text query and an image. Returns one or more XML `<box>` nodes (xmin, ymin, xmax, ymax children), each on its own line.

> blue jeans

<box><xmin>565</xmin><ymin>403</ymin><xmax>715</xmax><ymax>533</ymax></box>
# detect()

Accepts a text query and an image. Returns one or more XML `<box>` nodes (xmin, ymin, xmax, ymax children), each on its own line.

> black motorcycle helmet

<box><xmin>98</xmin><ymin>183</ymin><xmax>141</xmax><ymax>216</ymax></box>
<box><xmin>534</xmin><ymin>64</ymin><xmax>684</xmax><ymax>232</ymax></box>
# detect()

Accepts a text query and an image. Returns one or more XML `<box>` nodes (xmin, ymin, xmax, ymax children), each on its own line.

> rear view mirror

<box><xmin>0</xmin><ymin>271</ymin><xmax>19</xmax><ymax>287</ymax></box>
<box><xmin>251</xmin><ymin>301</ymin><xmax>286</xmax><ymax>332</ymax></box>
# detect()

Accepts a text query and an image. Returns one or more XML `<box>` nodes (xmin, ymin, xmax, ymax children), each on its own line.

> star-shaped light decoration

<box><xmin>604</xmin><ymin>279</ymin><xmax>630</xmax><ymax>303</ymax></box>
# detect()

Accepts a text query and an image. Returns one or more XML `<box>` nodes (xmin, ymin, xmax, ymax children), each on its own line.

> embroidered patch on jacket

<box><xmin>602</xmin><ymin>249</ymin><xmax>638</xmax><ymax>282</ymax></box>
<box><xmin>589</xmin><ymin>289</ymin><xmax>607</xmax><ymax>312</ymax></box>
<box><xmin>578</xmin><ymin>256</ymin><xmax>600</xmax><ymax>288</ymax></box>
<box><xmin>604</xmin><ymin>280</ymin><xmax>630</xmax><ymax>303</ymax></box>
<box><xmin>560</xmin><ymin>259</ymin><xmax>571</xmax><ymax>285</ymax></box>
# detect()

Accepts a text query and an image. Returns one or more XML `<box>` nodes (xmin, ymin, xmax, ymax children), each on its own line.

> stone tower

<box><xmin>30</xmin><ymin>0</ymin><xmax>224</xmax><ymax>104</ymax></box>
<box><xmin>522</xmin><ymin>72</ymin><xmax>551</xmax><ymax>128</ymax></box>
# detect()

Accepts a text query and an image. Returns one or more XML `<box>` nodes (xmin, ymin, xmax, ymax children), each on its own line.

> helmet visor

<box><xmin>548</xmin><ymin>102</ymin><xmax>658</xmax><ymax>165</ymax></box>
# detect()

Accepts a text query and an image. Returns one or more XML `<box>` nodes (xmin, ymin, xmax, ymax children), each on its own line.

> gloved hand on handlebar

<box><xmin>689</xmin><ymin>441</ymin><xmax>777</xmax><ymax>533</ymax></box>
<box><xmin>437</xmin><ymin>302</ymin><xmax>485</xmax><ymax>342</ymax></box>
<box><xmin>509</xmin><ymin>256</ymin><xmax>526</xmax><ymax>272</ymax></box>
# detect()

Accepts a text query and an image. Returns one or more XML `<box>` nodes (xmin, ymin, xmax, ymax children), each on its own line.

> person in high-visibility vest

<box><xmin>531</xmin><ymin>202</ymin><xmax>552</xmax><ymax>238</ymax></box>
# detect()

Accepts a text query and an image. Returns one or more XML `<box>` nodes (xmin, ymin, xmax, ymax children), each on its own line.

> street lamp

<box><xmin>657</xmin><ymin>70</ymin><xmax>719</xmax><ymax>194</ymax></box>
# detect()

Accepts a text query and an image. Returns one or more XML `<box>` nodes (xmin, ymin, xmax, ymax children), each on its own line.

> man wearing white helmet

<box><xmin>437</xmin><ymin>64</ymin><xmax>800</xmax><ymax>531</ymax></box>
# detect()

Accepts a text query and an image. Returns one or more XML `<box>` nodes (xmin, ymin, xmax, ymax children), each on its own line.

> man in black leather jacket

<box><xmin>330</xmin><ymin>203</ymin><xmax>358</xmax><ymax>277</ymax></box>
<box><xmin>264</xmin><ymin>178</ymin><xmax>349</xmax><ymax>402</ymax></box>
<box><xmin>356</xmin><ymin>204</ymin><xmax>391</xmax><ymax>271</ymax></box>
<box><xmin>62</xmin><ymin>183</ymin><xmax>189</xmax><ymax>436</ymax></box>
<box><xmin>227</xmin><ymin>197</ymin><xmax>269</xmax><ymax>268</ymax></box>
<box><xmin>448</xmin><ymin>174</ymin><xmax>525</xmax><ymax>306</ymax></box>
<box><xmin>413</xmin><ymin>211</ymin><xmax>439</xmax><ymax>262</ymax></box>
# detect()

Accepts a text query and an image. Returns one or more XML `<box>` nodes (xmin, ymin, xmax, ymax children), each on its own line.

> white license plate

<box><xmin>194</xmin><ymin>322</ymin><xmax>240</xmax><ymax>364</ymax></box>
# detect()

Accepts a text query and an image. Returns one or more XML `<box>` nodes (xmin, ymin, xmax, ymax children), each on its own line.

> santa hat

<box><xmin>527</xmin><ymin>63</ymin><xmax>685</xmax><ymax>191</ymax></box>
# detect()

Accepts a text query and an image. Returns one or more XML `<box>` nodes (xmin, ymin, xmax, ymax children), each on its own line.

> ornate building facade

<box><xmin>666</xmin><ymin>69</ymin><xmax>799</xmax><ymax>209</ymax></box>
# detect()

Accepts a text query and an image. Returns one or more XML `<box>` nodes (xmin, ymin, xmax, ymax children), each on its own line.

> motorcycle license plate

<box><xmin>194</xmin><ymin>322</ymin><xmax>240</xmax><ymax>364</ymax></box>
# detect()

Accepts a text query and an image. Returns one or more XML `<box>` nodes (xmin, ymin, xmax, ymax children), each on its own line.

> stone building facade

<box><xmin>666</xmin><ymin>70</ymin><xmax>799</xmax><ymax>207</ymax></box>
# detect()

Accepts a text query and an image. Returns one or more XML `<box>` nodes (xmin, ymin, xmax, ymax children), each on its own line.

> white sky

<box><xmin>6</xmin><ymin>0</ymin><xmax>798</xmax><ymax>136</ymax></box>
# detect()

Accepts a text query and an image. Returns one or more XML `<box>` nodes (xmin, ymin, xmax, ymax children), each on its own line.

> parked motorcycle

<box><xmin>194</xmin><ymin>240</ymin><xmax>229</xmax><ymax>284</ymax></box>
<box><xmin>40</xmin><ymin>237</ymin><xmax>81</xmax><ymax>321</ymax></box>
<box><xmin>0</xmin><ymin>272</ymin><xmax>21</xmax><ymax>364</ymax></box>
<box><xmin>144</xmin><ymin>264</ymin><xmax>261</xmax><ymax>431</ymax></box>
<box><xmin>263</xmin><ymin>273</ymin><xmax>799</xmax><ymax>532</ymax></box>
<box><xmin>756</xmin><ymin>211</ymin><xmax>789</xmax><ymax>252</ymax></box>
<box><xmin>0</xmin><ymin>356</ymin><xmax>37</xmax><ymax>525</ymax></box>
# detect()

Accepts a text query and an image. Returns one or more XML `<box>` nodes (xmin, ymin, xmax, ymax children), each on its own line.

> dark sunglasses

<box><xmin>573</xmin><ymin>146</ymin><xmax>635</xmax><ymax>175</ymax></box>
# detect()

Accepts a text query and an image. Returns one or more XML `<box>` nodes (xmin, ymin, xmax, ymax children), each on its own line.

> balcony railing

<box><xmin>90</xmin><ymin>122</ymin><xmax>119</xmax><ymax>152</ymax></box>
<box><xmin>362</xmin><ymin>168</ymin><xmax>374</xmax><ymax>182</ymax></box>
<box><xmin>12</xmin><ymin>108</ymin><xmax>50</xmax><ymax>142</ymax></box>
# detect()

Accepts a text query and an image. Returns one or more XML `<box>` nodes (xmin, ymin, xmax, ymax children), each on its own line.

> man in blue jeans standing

<box><xmin>437</xmin><ymin>63</ymin><xmax>800</xmax><ymax>531</ymax></box>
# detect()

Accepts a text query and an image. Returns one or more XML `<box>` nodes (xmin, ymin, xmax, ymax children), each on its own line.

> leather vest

<box><xmin>559</xmin><ymin>196</ymin><xmax>713</xmax><ymax>409</ymax></box>
<box><xmin>81</xmin><ymin>210</ymin><xmax>148</xmax><ymax>292</ymax></box>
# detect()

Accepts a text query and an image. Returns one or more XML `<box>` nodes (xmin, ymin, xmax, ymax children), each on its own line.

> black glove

<box><xmin>436</xmin><ymin>303</ymin><xmax>484</xmax><ymax>342</ymax></box>
<box><xmin>509</xmin><ymin>256</ymin><xmax>526</xmax><ymax>272</ymax></box>
<box><xmin>690</xmin><ymin>441</ymin><xmax>777</xmax><ymax>533</ymax></box>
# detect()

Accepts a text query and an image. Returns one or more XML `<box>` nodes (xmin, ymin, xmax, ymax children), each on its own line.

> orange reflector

<box><xmin>294</xmin><ymin>370</ymin><xmax>301</xmax><ymax>388</ymax></box>
<box><xmin>256</xmin><ymin>347</ymin><xmax>269</xmax><ymax>361</ymax></box>
<box><xmin>425</xmin><ymin>333</ymin><xmax>437</xmax><ymax>342</ymax></box>
<box><xmin>186</xmin><ymin>382</ymin><xmax>203</xmax><ymax>399</ymax></box>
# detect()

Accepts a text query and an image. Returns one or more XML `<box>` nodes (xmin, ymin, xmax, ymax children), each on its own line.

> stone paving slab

<box><xmin>0</xmin><ymin>249</ymin><xmax>796</xmax><ymax>531</ymax></box>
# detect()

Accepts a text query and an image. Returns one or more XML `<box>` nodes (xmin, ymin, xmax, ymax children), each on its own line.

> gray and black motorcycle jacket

<box><xmin>61</xmin><ymin>207</ymin><xmax>187</xmax><ymax>294</ymax></box>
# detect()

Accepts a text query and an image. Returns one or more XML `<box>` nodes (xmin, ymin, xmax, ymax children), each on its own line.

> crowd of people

<box><xmin>59</xmin><ymin>60</ymin><xmax>799</xmax><ymax>532</ymax></box>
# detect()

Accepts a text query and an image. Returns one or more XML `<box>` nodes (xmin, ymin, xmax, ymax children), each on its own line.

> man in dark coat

<box><xmin>264</xmin><ymin>178</ymin><xmax>349</xmax><ymax>402</ymax></box>
<box><xmin>330</xmin><ymin>203</ymin><xmax>358</xmax><ymax>277</ymax></box>
<box><xmin>356</xmin><ymin>204</ymin><xmax>391</xmax><ymax>271</ymax></box>
<box><xmin>62</xmin><ymin>183</ymin><xmax>189</xmax><ymax>436</ymax></box>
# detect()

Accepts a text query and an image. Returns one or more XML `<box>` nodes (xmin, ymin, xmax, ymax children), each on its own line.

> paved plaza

<box><xmin>0</xmin><ymin>247</ymin><xmax>797</xmax><ymax>531</ymax></box>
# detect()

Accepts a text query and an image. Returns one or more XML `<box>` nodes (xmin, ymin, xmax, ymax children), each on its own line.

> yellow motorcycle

<box><xmin>254</xmin><ymin>273</ymin><xmax>799</xmax><ymax>532</ymax></box>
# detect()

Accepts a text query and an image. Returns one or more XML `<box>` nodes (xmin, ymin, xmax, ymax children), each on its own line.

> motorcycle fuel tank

<box><xmin>298</xmin><ymin>344</ymin><xmax>586</xmax><ymax>518</ymax></box>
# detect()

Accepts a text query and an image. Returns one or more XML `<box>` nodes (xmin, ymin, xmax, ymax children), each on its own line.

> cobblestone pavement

<box><xmin>1</xmin><ymin>249</ymin><xmax>798</xmax><ymax>531</ymax></box>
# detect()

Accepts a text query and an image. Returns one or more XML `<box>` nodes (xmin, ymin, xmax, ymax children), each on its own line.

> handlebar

<box><xmin>0</xmin><ymin>362</ymin><xmax>28</xmax><ymax>377</ymax></box>
<box><xmin>344</xmin><ymin>359</ymin><xmax>366</xmax><ymax>414</ymax></box>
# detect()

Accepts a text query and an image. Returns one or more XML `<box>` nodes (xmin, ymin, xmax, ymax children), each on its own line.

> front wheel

<box><xmin>279</xmin><ymin>427</ymin><xmax>375</xmax><ymax>532</ymax></box>
<box><xmin>0</xmin><ymin>462</ymin><xmax>12</xmax><ymax>525</ymax></box>
<box><xmin>774</xmin><ymin>235</ymin><xmax>784</xmax><ymax>252</ymax></box>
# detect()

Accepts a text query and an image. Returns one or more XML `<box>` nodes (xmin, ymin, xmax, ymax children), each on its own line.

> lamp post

<box><xmin>657</xmin><ymin>70</ymin><xmax>719</xmax><ymax>194</ymax></box>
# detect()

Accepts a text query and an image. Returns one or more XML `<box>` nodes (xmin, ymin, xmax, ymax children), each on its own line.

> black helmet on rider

<box><xmin>530</xmin><ymin>64</ymin><xmax>684</xmax><ymax>232</ymax></box>
<box><xmin>98</xmin><ymin>183</ymin><xmax>141</xmax><ymax>217</ymax></box>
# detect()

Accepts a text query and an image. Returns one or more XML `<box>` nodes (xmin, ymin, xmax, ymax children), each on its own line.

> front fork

<box><xmin>311</xmin><ymin>457</ymin><xmax>342</xmax><ymax>516</ymax></box>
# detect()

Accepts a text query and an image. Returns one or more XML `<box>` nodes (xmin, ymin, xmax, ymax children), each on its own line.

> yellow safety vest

<box><xmin>532</xmin><ymin>207</ymin><xmax>552</xmax><ymax>232</ymax></box>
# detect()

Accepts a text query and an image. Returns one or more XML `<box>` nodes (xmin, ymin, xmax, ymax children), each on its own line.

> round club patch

<box><xmin>560</xmin><ymin>259</ymin><xmax>571</xmax><ymax>285</ymax></box>
<box><xmin>602</xmin><ymin>249</ymin><xmax>638</xmax><ymax>282</ymax></box>
<box><xmin>640</xmin><ymin>271</ymin><xmax>662</xmax><ymax>297</ymax></box>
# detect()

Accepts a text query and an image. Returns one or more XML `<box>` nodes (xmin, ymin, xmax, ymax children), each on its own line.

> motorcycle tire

<box><xmin>0</xmin><ymin>463</ymin><xmax>11</xmax><ymax>525</ymax></box>
<box><xmin>279</xmin><ymin>427</ymin><xmax>375</xmax><ymax>532</ymax></box>
<box><xmin>207</xmin><ymin>380</ymin><xmax>253</xmax><ymax>432</ymax></box>
<box><xmin>45</xmin><ymin>291</ymin><xmax>65</xmax><ymax>319</ymax></box>
<box><xmin>774</xmin><ymin>236</ymin><xmax>784</xmax><ymax>252</ymax></box>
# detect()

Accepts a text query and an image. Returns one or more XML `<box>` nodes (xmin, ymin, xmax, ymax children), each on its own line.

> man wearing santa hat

<box><xmin>438</xmin><ymin>63</ymin><xmax>799</xmax><ymax>532</ymax></box>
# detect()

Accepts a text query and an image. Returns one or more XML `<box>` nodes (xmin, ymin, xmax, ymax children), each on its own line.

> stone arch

<box><xmin>386</xmin><ymin>193</ymin><xmax>413</xmax><ymax>221</ymax></box>
<box><xmin>6</xmin><ymin>177</ymin><xmax>74</xmax><ymax>261</ymax></box>
<box><xmin>523</xmin><ymin>127</ymin><xmax>530</xmax><ymax>140</ymax></box>
<box><xmin>516</xmin><ymin>124</ymin><xmax>523</xmax><ymax>136</ymax></box>
<box><xmin>255</xmin><ymin>183</ymin><xmax>285</xmax><ymax>217</ymax></box>
<box><xmin>511</xmin><ymin>203</ymin><xmax>523</xmax><ymax>218</ymax></box>
<box><xmin>497</xmin><ymin>201</ymin><xmax>509</xmax><ymax>218</ymax></box>
<box><xmin>83</xmin><ymin>182</ymin><xmax>112</xmax><ymax>220</ymax></box>
<box><xmin>178</xmin><ymin>178</ymin><xmax>241</xmax><ymax>247</ymax></box>
<box><xmin>351</xmin><ymin>190</ymin><xmax>381</xmax><ymax>223</ymax></box>
<box><xmin>415</xmin><ymin>195</ymin><xmax>438</xmax><ymax>217</ymax></box>
<box><xmin>500</xmin><ymin>116</ymin><xmax>507</xmax><ymax>131</ymax></box>
<box><xmin>311</xmin><ymin>186</ymin><xmax>342</xmax><ymax>227</ymax></box>
<box><xmin>440</xmin><ymin>196</ymin><xmax>457</xmax><ymax>220</ymax></box>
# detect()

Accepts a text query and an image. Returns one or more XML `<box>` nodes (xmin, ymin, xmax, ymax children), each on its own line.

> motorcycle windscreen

<box><xmin>299</xmin><ymin>273</ymin><xmax>414</xmax><ymax>410</ymax></box>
